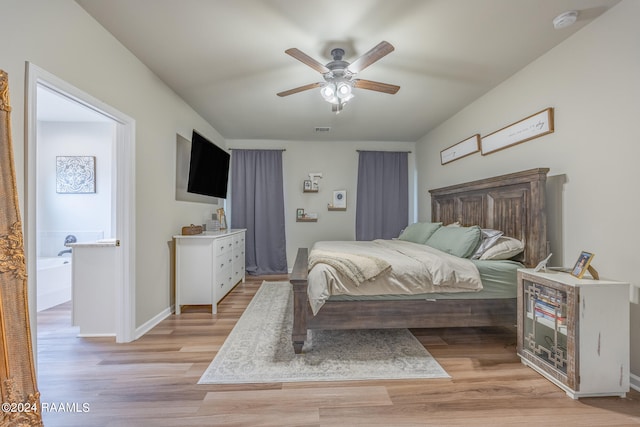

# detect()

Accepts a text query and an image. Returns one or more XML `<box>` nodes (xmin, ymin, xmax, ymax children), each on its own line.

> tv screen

<box><xmin>187</xmin><ymin>130</ymin><xmax>230</xmax><ymax>199</ymax></box>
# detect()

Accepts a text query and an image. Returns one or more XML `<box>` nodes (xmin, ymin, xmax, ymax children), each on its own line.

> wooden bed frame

<box><xmin>289</xmin><ymin>168</ymin><xmax>549</xmax><ymax>353</ymax></box>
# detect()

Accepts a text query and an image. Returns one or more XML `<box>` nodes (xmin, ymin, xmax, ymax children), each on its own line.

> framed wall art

<box><xmin>56</xmin><ymin>155</ymin><xmax>96</xmax><ymax>194</ymax></box>
<box><xmin>440</xmin><ymin>134</ymin><xmax>480</xmax><ymax>165</ymax></box>
<box><xmin>332</xmin><ymin>190</ymin><xmax>346</xmax><ymax>208</ymax></box>
<box><xmin>481</xmin><ymin>108</ymin><xmax>554</xmax><ymax>155</ymax></box>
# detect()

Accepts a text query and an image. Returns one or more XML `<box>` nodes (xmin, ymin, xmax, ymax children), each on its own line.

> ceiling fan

<box><xmin>277</xmin><ymin>41</ymin><xmax>400</xmax><ymax>113</ymax></box>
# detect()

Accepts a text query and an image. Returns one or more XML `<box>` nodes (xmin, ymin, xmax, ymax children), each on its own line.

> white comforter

<box><xmin>307</xmin><ymin>239</ymin><xmax>483</xmax><ymax>314</ymax></box>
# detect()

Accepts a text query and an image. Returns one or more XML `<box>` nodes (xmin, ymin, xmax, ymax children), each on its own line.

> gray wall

<box><xmin>415</xmin><ymin>0</ymin><xmax>640</xmax><ymax>381</ymax></box>
<box><xmin>0</xmin><ymin>0</ymin><xmax>224</xmax><ymax>328</ymax></box>
<box><xmin>227</xmin><ymin>139</ymin><xmax>416</xmax><ymax>268</ymax></box>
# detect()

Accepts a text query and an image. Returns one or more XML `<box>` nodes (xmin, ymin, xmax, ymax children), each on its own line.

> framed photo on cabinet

<box><xmin>570</xmin><ymin>251</ymin><xmax>594</xmax><ymax>279</ymax></box>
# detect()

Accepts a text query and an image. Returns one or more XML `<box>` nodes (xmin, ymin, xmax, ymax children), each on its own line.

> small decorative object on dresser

<box><xmin>296</xmin><ymin>208</ymin><xmax>304</xmax><ymax>219</ymax></box>
<box><xmin>517</xmin><ymin>269</ymin><xmax>629</xmax><ymax>399</ymax></box>
<box><xmin>217</xmin><ymin>208</ymin><xmax>227</xmax><ymax>230</ymax></box>
<box><xmin>181</xmin><ymin>224</ymin><xmax>203</xmax><ymax>235</ymax></box>
<box><xmin>303</xmin><ymin>179</ymin><xmax>312</xmax><ymax>191</ymax></box>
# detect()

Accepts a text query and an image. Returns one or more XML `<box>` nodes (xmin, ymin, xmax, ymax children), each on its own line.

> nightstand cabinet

<box><xmin>517</xmin><ymin>269</ymin><xmax>629</xmax><ymax>399</ymax></box>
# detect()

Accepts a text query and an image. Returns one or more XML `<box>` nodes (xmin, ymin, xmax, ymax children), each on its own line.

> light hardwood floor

<box><xmin>36</xmin><ymin>275</ymin><xmax>640</xmax><ymax>426</ymax></box>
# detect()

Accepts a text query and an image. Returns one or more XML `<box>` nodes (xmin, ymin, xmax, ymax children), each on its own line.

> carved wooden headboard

<box><xmin>429</xmin><ymin>168</ymin><xmax>549</xmax><ymax>268</ymax></box>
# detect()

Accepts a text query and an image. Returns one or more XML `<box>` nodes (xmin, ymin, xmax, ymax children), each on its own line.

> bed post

<box><xmin>289</xmin><ymin>248</ymin><xmax>309</xmax><ymax>354</ymax></box>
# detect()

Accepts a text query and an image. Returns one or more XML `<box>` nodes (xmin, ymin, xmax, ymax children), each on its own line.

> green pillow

<box><xmin>398</xmin><ymin>222</ymin><xmax>442</xmax><ymax>244</ymax></box>
<box><xmin>425</xmin><ymin>225</ymin><xmax>482</xmax><ymax>258</ymax></box>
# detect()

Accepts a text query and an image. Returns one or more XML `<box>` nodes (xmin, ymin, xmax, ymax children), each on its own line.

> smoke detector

<box><xmin>553</xmin><ymin>10</ymin><xmax>578</xmax><ymax>29</ymax></box>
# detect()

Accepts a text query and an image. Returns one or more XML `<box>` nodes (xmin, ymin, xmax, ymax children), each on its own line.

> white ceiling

<box><xmin>74</xmin><ymin>0</ymin><xmax>620</xmax><ymax>142</ymax></box>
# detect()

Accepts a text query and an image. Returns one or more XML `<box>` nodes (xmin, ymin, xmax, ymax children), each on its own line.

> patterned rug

<box><xmin>198</xmin><ymin>281</ymin><xmax>449</xmax><ymax>384</ymax></box>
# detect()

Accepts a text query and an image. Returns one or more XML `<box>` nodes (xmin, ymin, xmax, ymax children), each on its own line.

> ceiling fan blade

<box><xmin>354</xmin><ymin>79</ymin><xmax>400</xmax><ymax>94</ymax></box>
<box><xmin>285</xmin><ymin>48</ymin><xmax>330</xmax><ymax>74</ymax></box>
<box><xmin>347</xmin><ymin>41</ymin><xmax>395</xmax><ymax>74</ymax></box>
<box><xmin>277</xmin><ymin>82</ymin><xmax>323</xmax><ymax>97</ymax></box>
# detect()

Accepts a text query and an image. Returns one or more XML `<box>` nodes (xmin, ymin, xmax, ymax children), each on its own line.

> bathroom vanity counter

<box><xmin>68</xmin><ymin>240</ymin><xmax>118</xmax><ymax>336</ymax></box>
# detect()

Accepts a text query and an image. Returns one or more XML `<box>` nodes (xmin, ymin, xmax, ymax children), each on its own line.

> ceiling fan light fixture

<box><xmin>320</xmin><ymin>83</ymin><xmax>337</xmax><ymax>103</ymax></box>
<box><xmin>280</xmin><ymin>41</ymin><xmax>399</xmax><ymax>113</ymax></box>
<box><xmin>336</xmin><ymin>81</ymin><xmax>353</xmax><ymax>100</ymax></box>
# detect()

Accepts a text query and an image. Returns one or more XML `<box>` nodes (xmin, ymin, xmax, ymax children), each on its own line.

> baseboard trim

<box><xmin>135</xmin><ymin>306</ymin><xmax>172</xmax><ymax>340</ymax></box>
<box><xmin>631</xmin><ymin>373</ymin><xmax>640</xmax><ymax>392</ymax></box>
<box><xmin>77</xmin><ymin>333</ymin><xmax>116</xmax><ymax>338</ymax></box>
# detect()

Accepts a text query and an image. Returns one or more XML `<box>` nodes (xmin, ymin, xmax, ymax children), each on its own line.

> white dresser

<box><xmin>174</xmin><ymin>229</ymin><xmax>246</xmax><ymax>314</ymax></box>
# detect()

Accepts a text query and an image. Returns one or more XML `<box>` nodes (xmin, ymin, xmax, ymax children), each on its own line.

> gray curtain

<box><xmin>355</xmin><ymin>151</ymin><xmax>409</xmax><ymax>241</ymax></box>
<box><xmin>230</xmin><ymin>149</ymin><xmax>287</xmax><ymax>275</ymax></box>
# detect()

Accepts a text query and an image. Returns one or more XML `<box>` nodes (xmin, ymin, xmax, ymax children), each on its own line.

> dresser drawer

<box><xmin>233</xmin><ymin>233</ymin><xmax>245</xmax><ymax>249</ymax></box>
<box><xmin>214</xmin><ymin>236</ymin><xmax>233</xmax><ymax>256</ymax></box>
<box><xmin>217</xmin><ymin>266</ymin><xmax>234</xmax><ymax>296</ymax></box>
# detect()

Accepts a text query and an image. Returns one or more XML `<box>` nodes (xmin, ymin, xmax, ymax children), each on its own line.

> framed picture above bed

<box><xmin>440</xmin><ymin>134</ymin><xmax>480</xmax><ymax>165</ymax></box>
<box><xmin>481</xmin><ymin>108</ymin><xmax>554</xmax><ymax>155</ymax></box>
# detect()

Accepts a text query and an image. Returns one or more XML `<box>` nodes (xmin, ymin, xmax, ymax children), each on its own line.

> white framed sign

<box><xmin>481</xmin><ymin>108</ymin><xmax>554</xmax><ymax>155</ymax></box>
<box><xmin>332</xmin><ymin>190</ymin><xmax>347</xmax><ymax>208</ymax></box>
<box><xmin>440</xmin><ymin>134</ymin><xmax>480</xmax><ymax>165</ymax></box>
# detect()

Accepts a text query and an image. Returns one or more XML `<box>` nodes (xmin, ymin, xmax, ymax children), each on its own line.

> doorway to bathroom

<box><xmin>25</xmin><ymin>63</ymin><xmax>135</xmax><ymax>350</ymax></box>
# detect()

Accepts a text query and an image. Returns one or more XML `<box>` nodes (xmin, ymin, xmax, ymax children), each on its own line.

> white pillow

<box><xmin>479</xmin><ymin>236</ymin><xmax>524</xmax><ymax>260</ymax></box>
<box><xmin>471</xmin><ymin>228</ymin><xmax>504</xmax><ymax>260</ymax></box>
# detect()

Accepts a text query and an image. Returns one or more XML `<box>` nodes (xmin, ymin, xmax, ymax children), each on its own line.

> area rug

<box><xmin>198</xmin><ymin>281</ymin><xmax>449</xmax><ymax>384</ymax></box>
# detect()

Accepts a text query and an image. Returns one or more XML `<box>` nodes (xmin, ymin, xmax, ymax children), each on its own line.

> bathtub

<box><xmin>37</xmin><ymin>256</ymin><xmax>72</xmax><ymax>312</ymax></box>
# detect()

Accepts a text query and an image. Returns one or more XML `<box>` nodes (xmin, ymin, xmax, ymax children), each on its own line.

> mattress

<box><xmin>326</xmin><ymin>259</ymin><xmax>522</xmax><ymax>302</ymax></box>
<box><xmin>306</xmin><ymin>239</ymin><xmax>521</xmax><ymax>314</ymax></box>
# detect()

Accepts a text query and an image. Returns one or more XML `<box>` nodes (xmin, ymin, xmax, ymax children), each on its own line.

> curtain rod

<box><xmin>356</xmin><ymin>150</ymin><xmax>412</xmax><ymax>153</ymax></box>
<box><xmin>229</xmin><ymin>148</ymin><xmax>286</xmax><ymax>151</ymax></box>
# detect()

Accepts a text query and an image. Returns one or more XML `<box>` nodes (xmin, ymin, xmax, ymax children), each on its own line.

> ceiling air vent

<box><xmin>315</xmin><ymin>127</ymin><xmax>331</xmax><ymax>132</ymax></box>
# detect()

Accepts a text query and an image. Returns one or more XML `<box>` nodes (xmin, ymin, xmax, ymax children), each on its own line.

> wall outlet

<box><xmin>631</xmin><ymin>284</ymin><xmax>640</xmax><ymax>305</ymax></box>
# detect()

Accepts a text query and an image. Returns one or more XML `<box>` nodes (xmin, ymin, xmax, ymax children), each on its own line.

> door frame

<box><xmin>25</xmin><ymin>62</ymin><xmax>136</xmax><ymax>344</ymax></box>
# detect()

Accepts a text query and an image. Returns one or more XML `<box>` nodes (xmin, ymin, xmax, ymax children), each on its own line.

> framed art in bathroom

<box><xmin>56</xmin><ymin>155</ymin><xmax>96</xmax><ymax>193</ymax></box>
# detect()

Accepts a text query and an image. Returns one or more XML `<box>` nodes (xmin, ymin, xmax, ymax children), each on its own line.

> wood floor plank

<box><xmin>200</xmin><ymin>386</ymin><xmax>392</xmax><ymax>414</ymax></box>
<box><xmin>36</xmin><ymin>275</ymin><xmax>640</xmax><ymax>426</ymax></box>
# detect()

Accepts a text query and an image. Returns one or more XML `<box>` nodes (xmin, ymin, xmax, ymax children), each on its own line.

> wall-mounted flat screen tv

<box><xmin>187</xmin><ymin>130</ymin><xmax>230</xmax><ymax>199</ymax></box>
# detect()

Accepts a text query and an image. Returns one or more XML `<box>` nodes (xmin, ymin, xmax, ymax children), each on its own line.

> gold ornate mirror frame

<box><xmin>0</xmin><ymin>70</ymin><xmax>43</xmax><ymax>426</ymax></box>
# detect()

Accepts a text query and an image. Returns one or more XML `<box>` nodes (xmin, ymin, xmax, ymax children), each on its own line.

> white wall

<box><xmin>37</xmin><ymin>121</ymin><xmax>113</xmax><ymax>256</ymax></box>
<box><xmin>227</xmin><ymin>139</ymin><xmax>416</xmax><ymax>268</ymax></box>
<box><xmin>416</xmin><ymin>0</ymin><xmax>640</xmax><ymax>378</ymax></box>
<box><xmin>0</xmin><ymin>0</ymin><xmax>224</xmax><ymax>328</ymax></box>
